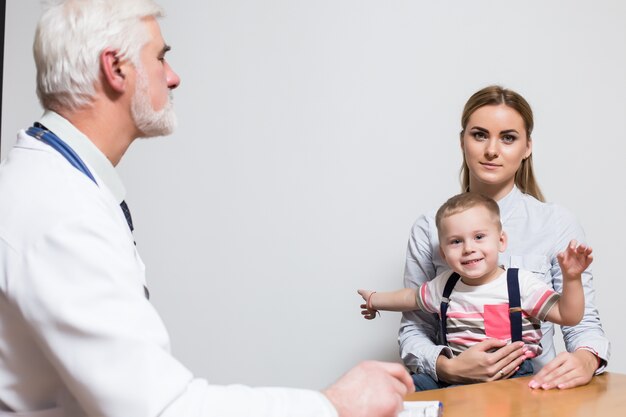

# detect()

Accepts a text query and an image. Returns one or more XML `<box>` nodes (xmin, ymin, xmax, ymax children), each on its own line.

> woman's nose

<box><xmin>484</xmin><ymin>139</ymin><xmax>499</xmax><ymax>159</ymax></box>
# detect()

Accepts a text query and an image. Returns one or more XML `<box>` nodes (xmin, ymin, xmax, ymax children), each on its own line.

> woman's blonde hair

<box><xmin>459</xmin><ymin>85</ymin><xmax>545</xmax><ymax>202</ymax></box>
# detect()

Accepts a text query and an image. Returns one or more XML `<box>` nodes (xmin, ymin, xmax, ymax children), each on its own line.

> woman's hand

<box><xmin>528</xmin><ymin>349</ymin><xmax>598</xmax><ymax>390</ymax></box>
<box><xmin>436</xmin><ymin>339</ymin><xmax>528</xmax><ymax>384</ymax></box>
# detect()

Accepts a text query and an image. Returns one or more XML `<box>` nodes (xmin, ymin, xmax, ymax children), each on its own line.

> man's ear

<box><xmin>100</xmin><ymin>48</ymin><xmax>128</xmax><ymax>93</ymax></box>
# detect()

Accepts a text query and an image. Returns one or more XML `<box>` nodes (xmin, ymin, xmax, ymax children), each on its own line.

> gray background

<box><xmin>2</xmin><ymin>0</ymin><xmax>624</xmax><ymax>389</ymax></box>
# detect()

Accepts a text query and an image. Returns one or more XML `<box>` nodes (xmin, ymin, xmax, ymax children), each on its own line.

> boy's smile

<box><xmin>439</xmin><ymin>205</ymin><xmax>507</xmax><ymax>286</ymax></box>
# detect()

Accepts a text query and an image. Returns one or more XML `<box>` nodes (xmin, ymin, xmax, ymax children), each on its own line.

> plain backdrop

<box><xmin>2</xmin><ymin>0</ymin><xmax>625</xmax><ymax>390</ymax></box>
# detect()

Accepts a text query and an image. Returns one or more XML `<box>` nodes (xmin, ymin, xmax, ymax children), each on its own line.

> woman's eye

<box><xmin>472</xmin><ymin>131</ymin><xmax>487</xmax><ymax>140</ymax></box>
<box><xmin>501</xmin><ymin>134</ymin><xmax>517</xmax><ymax>143</ymax></box>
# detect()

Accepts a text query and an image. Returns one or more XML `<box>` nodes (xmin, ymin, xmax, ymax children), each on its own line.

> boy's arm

<box><xmin>358</xmin><ymin>288</ymin><xmax>419</xmax><ymax>319</ymax></box>
<box><xmin>545</xmin><ymin>240</ymin><xmax>592</xmax><ymax>326</ymax></box>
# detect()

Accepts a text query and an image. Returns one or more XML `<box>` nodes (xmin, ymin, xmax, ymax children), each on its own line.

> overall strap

<box><xmin>440</xmin><ymin>272</ymin><xmax>461</xmax><ymax>346</ymax></box>
<box><xmin>506</xmin><ymin>268</ymin><xmax>523</xmax><ymax>342</ymax></box>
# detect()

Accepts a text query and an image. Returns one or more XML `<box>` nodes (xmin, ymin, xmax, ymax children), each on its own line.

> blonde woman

<box><xmin>399</xmin><ymin>86</ymin><xmax>610</xmax><ymax>391</ymax></box>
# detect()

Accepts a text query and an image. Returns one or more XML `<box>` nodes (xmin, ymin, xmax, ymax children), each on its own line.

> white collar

<box><xmin>497</xmin><ymin>185</ymin><xmax>521</xmax><ymax>224</ymax></box>
<box><xmin>37</xmin><ymin>111</ymin><xmax>126</xmax><ymax>203</ymax></box>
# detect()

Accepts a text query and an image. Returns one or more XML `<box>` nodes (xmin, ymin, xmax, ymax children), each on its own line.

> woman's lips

<box><xmin>480</xmin><ymin>162</ymin><xmax>502</xmax><ymax>170</ymax></box>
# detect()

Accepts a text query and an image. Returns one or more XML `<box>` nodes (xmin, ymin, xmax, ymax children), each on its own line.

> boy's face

<box><xmin>438</xmin><ymin>205</ymin><xmax>507</xmax><ymax>286</ymax></box>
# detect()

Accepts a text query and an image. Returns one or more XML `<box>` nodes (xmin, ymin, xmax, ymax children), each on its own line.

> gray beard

<box><xmin>131</xmin><ymin>71</ymin><xmax>177</xmax><ymax>138</ymax></box>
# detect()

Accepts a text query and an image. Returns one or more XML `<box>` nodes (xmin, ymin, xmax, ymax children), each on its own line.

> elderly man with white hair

<box><xmin>0</xmin><ymin>1</ymin><xmax>412</xmax><ymax>416</ymax></box>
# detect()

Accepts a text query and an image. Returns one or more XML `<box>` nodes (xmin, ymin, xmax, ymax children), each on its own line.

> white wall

<box><xmin>2</xmin><ymin>0</ymin><xmax>625</xmax><ymax>390</ymax></box>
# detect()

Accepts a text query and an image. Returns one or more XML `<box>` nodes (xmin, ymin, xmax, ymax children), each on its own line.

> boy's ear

<box><xmin>100</xmin><ymin>48</ymin><xmax>128</xmax><ymax>93</ymax></box>
<box><xmin>499</xmin><ymin>230</ymin><xmax>508</xmax><ymax>253</ymax></box>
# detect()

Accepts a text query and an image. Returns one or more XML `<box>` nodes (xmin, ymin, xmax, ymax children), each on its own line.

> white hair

<box><xmin>34</xmin><ymin>0</ymin><xmax>164</xmax><ymax>111</ymax></box>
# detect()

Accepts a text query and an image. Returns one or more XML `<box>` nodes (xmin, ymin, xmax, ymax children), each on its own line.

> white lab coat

<box><xmin>0</xmin><ymin>114</ymin><xmax>336</xmax><ymax>417</ymax></box>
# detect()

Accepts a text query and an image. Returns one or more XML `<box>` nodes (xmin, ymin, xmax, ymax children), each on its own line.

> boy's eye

<box><xmin>450</xmin><ymin>239</ymin><xmax>462</xmax><ymax>245</ymax></box>
<box><xmin>475</xmin><ymin>234</ymin><xmax>485</xmax><ymax>240</ymax></box>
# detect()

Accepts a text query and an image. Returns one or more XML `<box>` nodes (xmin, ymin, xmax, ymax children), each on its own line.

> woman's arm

<box><xmin>398</xmin><ymin>215</ymin><xmax>451</xmax><ymax>379</ymax></box>
<box><xmin>530</xmin><ymin>210</ymin><xmax>610</xmax><ymax>390</ymax></box>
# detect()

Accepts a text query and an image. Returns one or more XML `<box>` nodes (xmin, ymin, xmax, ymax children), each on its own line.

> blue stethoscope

<box><xmin>25</xmin><ymin>122</ymin><xmax>135</xmax><ymax>233</ymax></box>
<box><xmin>27</xmin><ymin>122</ymin><xmax>98</xmax><ymax>185</ymax></box>
<box><xmin>26</xmin><ymin>122</ymin><xmax>147</xmax><ymax>297</ymax></box>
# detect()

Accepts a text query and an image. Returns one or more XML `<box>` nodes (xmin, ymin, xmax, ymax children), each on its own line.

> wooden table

<box><xmin>405</xmin><ymin>372</ymin><xmax>626</xmax><ymax>417</ymax></box>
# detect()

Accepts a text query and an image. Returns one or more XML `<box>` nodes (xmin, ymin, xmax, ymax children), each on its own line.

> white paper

<box><xmin>399</xmin><ymin>401</ymin><xmax>443</xmax><ymax>417</ymax></box>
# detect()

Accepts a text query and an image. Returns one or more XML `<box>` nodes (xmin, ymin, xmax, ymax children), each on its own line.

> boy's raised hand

<box><xmin>357</xmin><ymin>289</ymin><xmax>378</xmax><ymax>320</ymax></box>
<box><xmin>557</xmin><ymin>240</ymin><xmax>593</xmax><ymax>279</ymax></box>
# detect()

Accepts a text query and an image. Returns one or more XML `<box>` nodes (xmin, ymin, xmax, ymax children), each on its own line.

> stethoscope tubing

<box><xmin>26</xmin><ymin>124</ymin><xmax>98</xmax><ymax>185</ymax></box>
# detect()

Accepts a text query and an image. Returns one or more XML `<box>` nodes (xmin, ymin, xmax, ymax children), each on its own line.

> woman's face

<box><xmin>461</xmin><ymin>104</ymin><xmax>532</xmax><ymax>196</ymax></box>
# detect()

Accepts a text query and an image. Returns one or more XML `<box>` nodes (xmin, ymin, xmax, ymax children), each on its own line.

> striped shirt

<box><xmin>416</xmin><ymin>268</ymin><xmax>559</xmax><ymax>357</ymax></box>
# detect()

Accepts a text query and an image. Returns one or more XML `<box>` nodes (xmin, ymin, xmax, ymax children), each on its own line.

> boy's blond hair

<box><xmin>435</xmin><ymin>192</ymin><xmax>502</xmax><ymax>240</ymax></box>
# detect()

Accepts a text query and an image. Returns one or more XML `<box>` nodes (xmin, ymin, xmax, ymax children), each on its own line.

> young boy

<box><xmin>358</xmin><ymin>192</ymin><xmax>592</xmax><ymax>388</ymax></box>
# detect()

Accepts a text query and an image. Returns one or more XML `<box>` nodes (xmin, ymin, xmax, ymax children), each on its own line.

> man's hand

<box><xmin>437</xmin><ymin>339</ymin><xmax>528</xmax><ymax>384</ymax></box>
<box><xmin>528</xmin><ymin>349</ymin><xmax>598</xmax><ymax>390</ymax></box>
<box><xmin>324</xmin><ymin>361</ymin><xmax>413</xmax><ymax>417</ymax></box>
